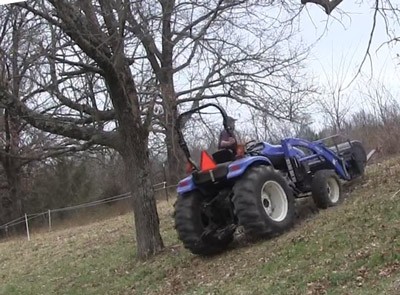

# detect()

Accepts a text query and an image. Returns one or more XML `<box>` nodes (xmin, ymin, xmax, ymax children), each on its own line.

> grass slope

<box><xmin>0</xmin><ymin>158</ymin><xmax>399</xmax><ymax>295</ymax></box>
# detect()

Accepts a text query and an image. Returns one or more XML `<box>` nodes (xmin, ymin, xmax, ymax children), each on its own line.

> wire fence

<box><xmin>0</xmin><ymin>181</ymin><xmax>177</xmax><ymax>240</ymax></box>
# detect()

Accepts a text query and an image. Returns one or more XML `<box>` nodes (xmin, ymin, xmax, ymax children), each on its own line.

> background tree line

<box><xmin>0</xmin><ymin>0</ymin><xmax>399</xmax><ymax>259</ymax></box>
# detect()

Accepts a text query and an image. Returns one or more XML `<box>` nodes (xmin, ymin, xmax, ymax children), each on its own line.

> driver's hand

<box><xmin>228</xmin><ymin>137</ymin><xmax>236</xmax><ymax>144</ymax></box>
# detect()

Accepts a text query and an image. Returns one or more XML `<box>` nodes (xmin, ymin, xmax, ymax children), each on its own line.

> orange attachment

<box><xmin>185</xmin><ymin>162</ymin><xmax>194</xmax><ymax>174</ymax></box>
<box><xmin>236</xmin><ymin>144</ymin><xmax>245</xmax><ymax>158</ymax></box>
<box><xmin>200</xmin><ymin>150</ymin><xmax>217</xmax><ymax>172</ymax></box>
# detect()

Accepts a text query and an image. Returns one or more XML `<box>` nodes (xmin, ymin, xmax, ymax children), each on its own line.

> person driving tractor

<box><xmin>218</xmin><ymin>116</ymin><xmax>237</xmax><ymax>153</ymax></box>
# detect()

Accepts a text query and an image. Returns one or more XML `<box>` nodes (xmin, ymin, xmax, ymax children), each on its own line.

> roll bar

<box><xmin>176</xmin><ymin>103</ymin><xmax>233</xmax><ymax>171</ymax></box>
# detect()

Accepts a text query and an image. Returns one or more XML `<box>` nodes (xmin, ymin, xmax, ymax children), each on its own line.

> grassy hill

<box><xmin>0</xmin><ymin>158</ymin><xmax>399</xmax><ymax>295</ymax></box>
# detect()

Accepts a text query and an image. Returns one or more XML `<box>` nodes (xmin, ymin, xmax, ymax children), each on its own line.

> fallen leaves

<box><xmin>379</xmin><ymin>262</ymin><xmax>400</xmax><ymax>278</ymax></box>
<box><xmin>307</xmin><ymin>280</ymin><xmax>328</xmax><ymax>295</ymax></box>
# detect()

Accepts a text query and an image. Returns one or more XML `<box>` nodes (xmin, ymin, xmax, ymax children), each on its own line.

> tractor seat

<box><xmin>212</xmin><ymin>149</ymin><xmax>235</xmax><ymax>164</ymax></box>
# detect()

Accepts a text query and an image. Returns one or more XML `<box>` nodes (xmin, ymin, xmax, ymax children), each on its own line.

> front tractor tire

<box><xmin>311</xmin><ymin>170</ymin><xmax>342</xmax><ymax>209</ymax></box>
<box><xmin>232</xmin><ymin>165</ymin><xmax>295</xmax><ymax>238</ymax></box>
<box><xmin>174</xmin><ymin>191</ymin><xmax>234</xmax><ymax>255</ymax></box>
<box><xmin>351</xmin><ymin>141</ymin><xmax>367</xmax><ymax>177</ymax></box>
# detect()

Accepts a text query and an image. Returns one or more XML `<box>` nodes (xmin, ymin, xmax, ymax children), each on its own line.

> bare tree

<box><xmin>363</xmin><ymin>81</ymin><xmax>400</xmax><ymax>153</ymax></box>
<box><xmin>0</xmin><ymin>2</ymin><xmax>164</xmax><ymax>258</ymax></box>
<box><xmin>0</xmin><ymin>6</ymin><xmax>97</xmax><ymax>228</ymax></box>
<box><xmin>0</xmin><ymin>0</ymin><xmax>314</xmax><ymax>257</ymax></box>
<box><xmin>316</xmin><ymin>56</ymin><xmax>356</xmax><ymax>134</ymax></box>
<box><xmin>120</xmin><ymin>0</ymin><xmax>312</xmax><ymax>184</ymax></box>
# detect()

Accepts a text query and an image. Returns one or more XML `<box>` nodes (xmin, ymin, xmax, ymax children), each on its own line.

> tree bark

<box><xmin>105</xmin><ymin>63</ymin><xmax>164</xmax><ymax>259</ymax></box>
<box><xmin>0</xmin><ymin>109</ymin><xmax>23</xmax><ymax>230</ymax></box>
<box><xmin>301</xmin><ymin>0</ymin><xmax>343</xmax><ymax>15</ymax></box>
<box><xmin>159</xmin><ymin>0</ymin><xmax>185</xmax><ymax>185</ymax></box>
<box><xmin>0</xmin><ymin>10</ymin><xmax>24</xmax><ymax>229</ymax></box>
<box><xmin>120</xmin><ymin>141</ymin><xmax>164</xmax><ymax>259</ymax></box>
<box><xmin>4</xmin><ymin>160</ymin><xmax>23</xmax><ymax>218</ymax></box>
<box><xmin>0</xmin><ymin>154</ymin><xmax>23</xmax><ymax>230</ymax></box>
<box><xmin>161</xmin><ymin>82</ymin><xmax>185</xmax><ymax>185</ymax></box>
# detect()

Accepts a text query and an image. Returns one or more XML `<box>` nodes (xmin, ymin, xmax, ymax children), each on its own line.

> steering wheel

<box><xmin>245</xmin><ymin>140</ymin><xmax>257</xmax><ymax>150</ymax></box>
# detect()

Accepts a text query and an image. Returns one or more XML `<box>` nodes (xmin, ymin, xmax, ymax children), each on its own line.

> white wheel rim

<box><xmin>261</xmin><ymin>180</ymin><xmax>288</xmax><ymax>222</ymax></box>
<box><xmin>327</xmin><ymin>177</ymin><xmax>340</xmax><ymax>203</ymax></box>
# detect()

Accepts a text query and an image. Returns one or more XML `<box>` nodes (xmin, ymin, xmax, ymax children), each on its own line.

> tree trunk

<box><xmin>0</xmin><ymin>110</ymin><xmax>23</xmax><ymax>231</ymax></box>
<box><xmin>106</xmin><ymin>64</ymin><xmax>164</xmax><ymax>259</ymax></box>
<box><xmin>161</xmin><ymin>83</ymin><xmax>185</xmax><ymax>186</ymax></box>
<box><xmin>159</xmin><ymin>0</ymin><xmax>185</xmax><ymax>186</ymax></box>
<box><xmin>120</xmin><ymin>140</ymin><xmax>164</xmax><ymax>259</ymax></box>
<box><xmin>7</xmin><ymin>165</ymin><xmax>23</xmax><ymax>215</ymax></box>
<box><xmin>0</xmin><ymin>157</ymin><xmax>24</xmax><ymax>232</ymax></box>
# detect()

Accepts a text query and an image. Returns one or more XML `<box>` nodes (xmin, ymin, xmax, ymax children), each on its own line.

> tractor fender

<box><xmin>177</xmin><ymin>156</ymin><xmax>273</xmax><ymax>195</ymax></box>
<box><xmin>177</xmin><ymin>175</ymin><xmax>196</xmax><ymax>195</ymax></box>
<box><xmin>227</xmin><ymin>156</ymin><xmax>272</xmax><ymax>179</ymax></box>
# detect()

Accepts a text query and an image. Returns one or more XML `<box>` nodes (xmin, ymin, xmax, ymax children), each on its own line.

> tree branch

<box><xmin>19</xmin><ymin>141</ymin><xmax>97</xmax><ymax>166</ymax></box>
<box><xmin>301</xmin><ymin>0</ymin><xmax>343</xmax><ymax>15</ymax></box>
<box><xmin>0</xmin><ymin>87</ymin><xmax>120</xmax><ymax>148</ymax></box>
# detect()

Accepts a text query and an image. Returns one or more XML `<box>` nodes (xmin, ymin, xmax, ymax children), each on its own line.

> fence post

<box><xmin>24</xmin><ymin>213</ymin><xmax>30</xmax><ymax>241</ymax></box>
<box><xmin>163</xmin><ymin>181</ymin><xmax>169</xmax><ymax>203</ymax></box>
<box><xmin>48</xmin><ymin>209</ymin><xmax>52</xmax><ymax>232</ymax></box>
<box><xmin>162</xmin><ymin>163</ymin><xmax>169</xmax><ymax>203</ymax></box>
<box><xmin>5</xmin><ymin>225</ymin><xmax>8</xmax><ymax>238</ymax></box>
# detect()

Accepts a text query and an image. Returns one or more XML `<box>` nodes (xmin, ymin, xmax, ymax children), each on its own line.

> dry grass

<box><xmin>0</xmin><ymin>158</ymin><xmax>399</xmax><ymax>295</ymax></box>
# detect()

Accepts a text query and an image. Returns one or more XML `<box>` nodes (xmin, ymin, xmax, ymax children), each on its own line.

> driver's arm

<box><xmin>220</xmin><ymin>137</ymin><xmax>236</xmax><ymax>147</ymax></box>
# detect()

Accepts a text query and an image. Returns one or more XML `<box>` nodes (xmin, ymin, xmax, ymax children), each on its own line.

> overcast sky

<box><xmin>300</xmin><ymin>1</ymin><xmax>399</xmax><ymax>91</ymax></box>
<box><xmin>223</xmin><ymin>0</ymin><xmax>400</xmax><ymax>134</ymax></box>
<box><xmin>266</xmin><ymin>1</ymin><xmax>400</xmax><ymax>131</ymax></box>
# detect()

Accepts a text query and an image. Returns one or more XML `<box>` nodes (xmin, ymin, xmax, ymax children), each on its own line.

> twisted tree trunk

<box><xmin>106</xmin><ymin>64</ymin><xmax>164</xmax><ymax>258</ymax></box>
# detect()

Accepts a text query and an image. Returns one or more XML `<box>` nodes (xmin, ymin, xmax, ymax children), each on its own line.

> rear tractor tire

<box><xmin>232</xmin><ymin>165</ymin><xmax>295</xmax><ymax>238</ymax></box>
<box><xmin>174</xmin><ymin>191</ymin><xmax>235</xmax><ymax>255</ymax></box>
<box><xmin>311</xmin><ymin>170</ymin><xmax>342</xmax><ymax>209</ymax></box>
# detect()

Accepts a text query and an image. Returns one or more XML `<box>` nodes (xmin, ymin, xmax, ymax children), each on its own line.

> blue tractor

<box><xmin>174</xmin><ymin>104</ymin><xmax>367</xmax><ymax>255</ymax></box>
